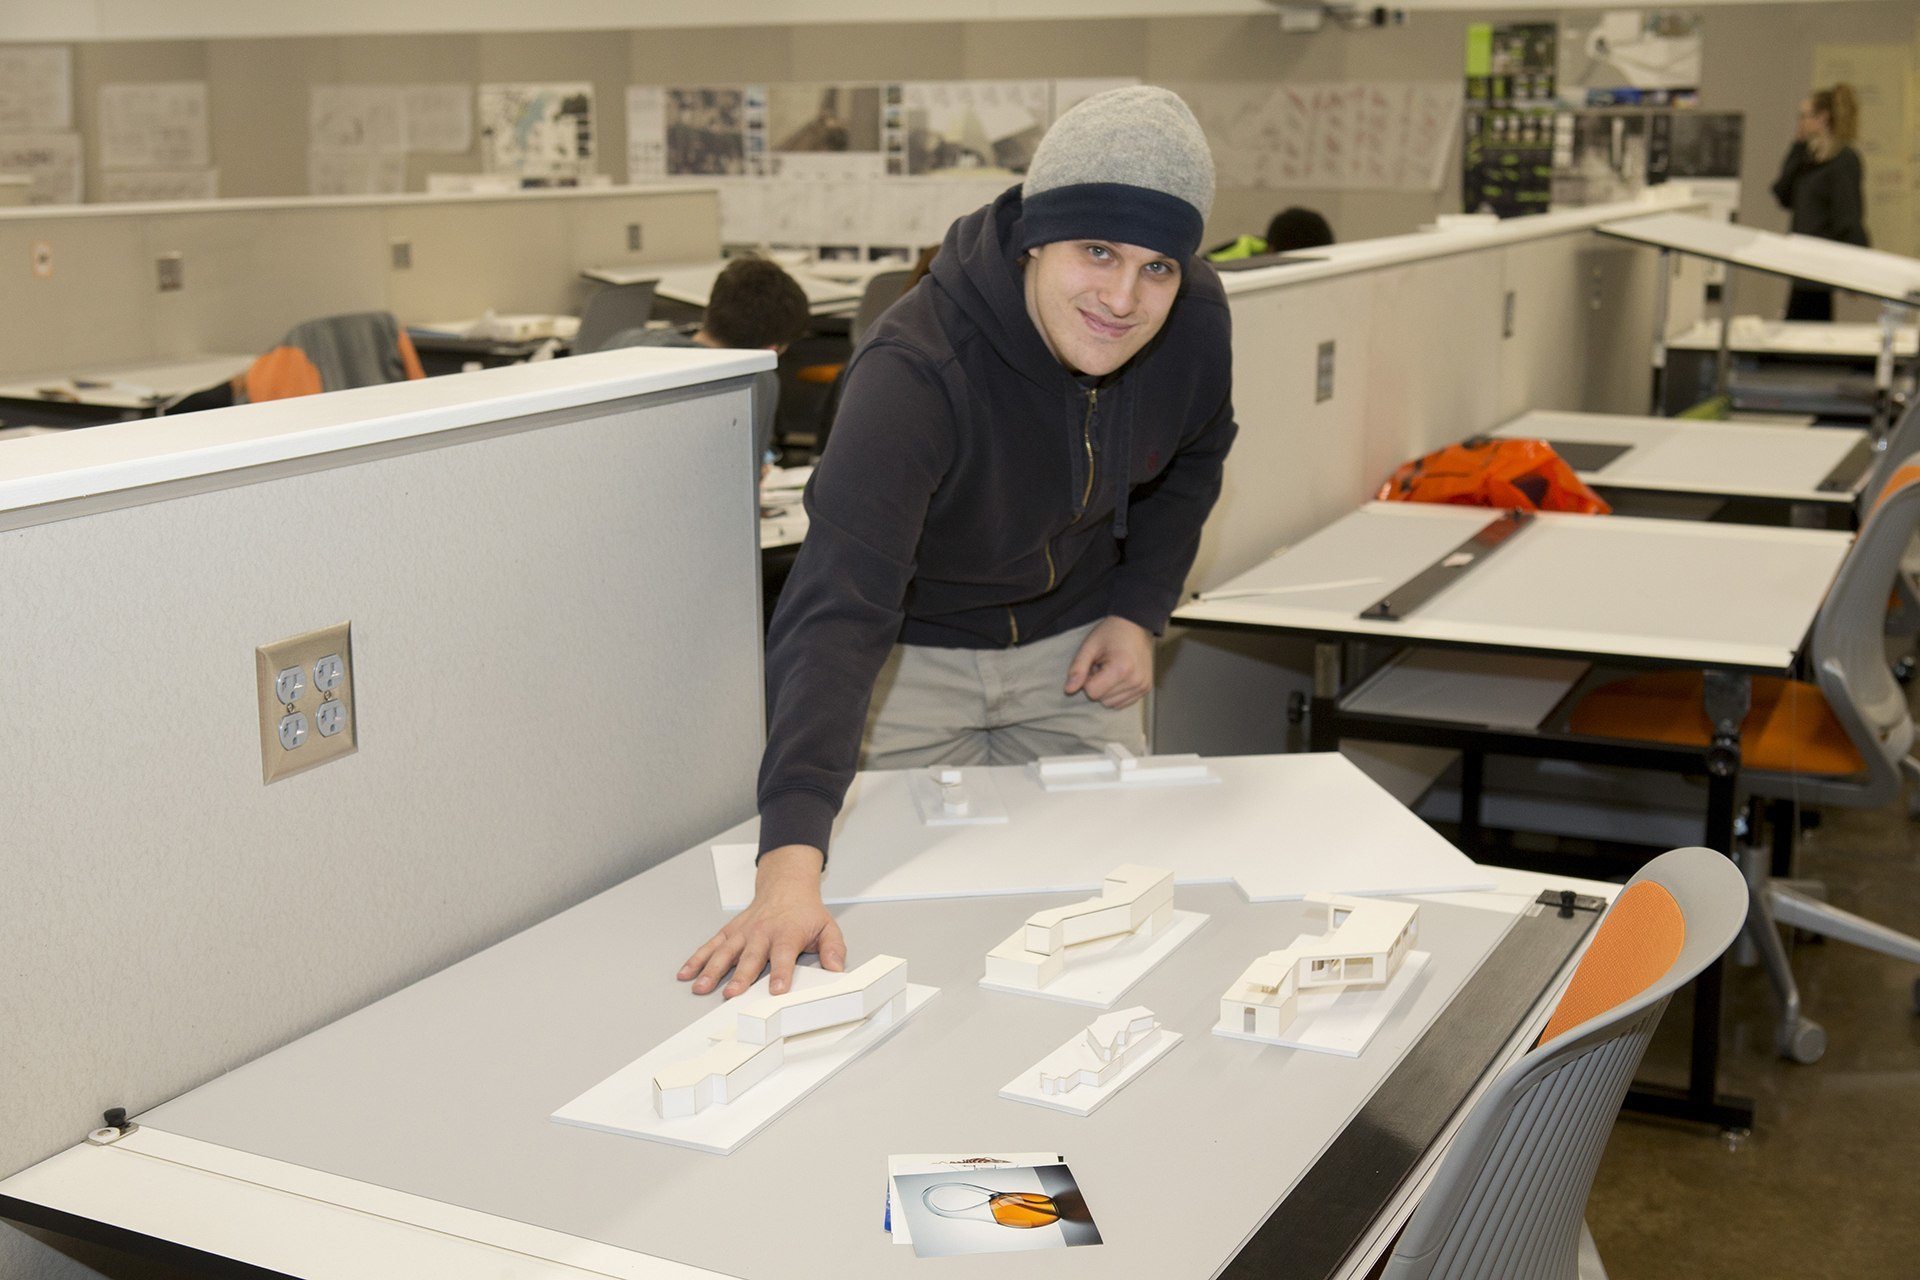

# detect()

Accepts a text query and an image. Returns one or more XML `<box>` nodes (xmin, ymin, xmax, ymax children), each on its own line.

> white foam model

<box><xmin>1219</xmin><ymin>896</ymin><xmax>1420</xmax><ymax>1043</ymax></box>
<box><xmin>1000</xmin><ymin>1006</ymin><xmax>1182</xmax><ymax>1117</ymax></box>
<box><xmin>905</xmin><ymin>765</ymin><xmax>1009</xmax><ymax>826</ymax></box>
<box><xmin>1032</xmin><ymin>741</ymin><xmax>1219</xmax><ymax>792</ymax></box>
<box><xmin>648</xmin><ymin>956</ymin><xmax>907</xmax><ymax>1121</ymax></box>
<box><xmin>984</xmin><ymin>865</ymin><xmax>1176</xmax><ymax>992</ymax></box>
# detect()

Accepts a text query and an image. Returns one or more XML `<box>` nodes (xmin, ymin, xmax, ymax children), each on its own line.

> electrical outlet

<box><xmin>626</xmin><ymin>222</ymin><xmax>643</xmax><ymax>252</ymax></box>
<box><xmin>1315</xmin><ymin>340</ymin><xmax>1336</xmax><ymax>403</ymax></box>
<box><xmin>1503</xmin><ymin>290</ymin><xmax>1517</xmax><ymax>339</ymax></box>
<box><xmin>390</xmin><ymin>239</ymin><xmax>412</xmax><ymax>269</ymax></box>
<box><xmin>256</xmin><ymin>622</ymin><xmax>356</xmax><ymax>783</ymax></box>
<box><xmin>156</xmin><ymin>252</ymin><xmax>183</xmax><ymax>292</ymax></box>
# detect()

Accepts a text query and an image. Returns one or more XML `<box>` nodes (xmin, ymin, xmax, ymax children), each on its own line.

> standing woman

<box><xmin>1771</xmin><ymin>83</ymin><xmax>1867</xmax><ymax>321</ymax></box>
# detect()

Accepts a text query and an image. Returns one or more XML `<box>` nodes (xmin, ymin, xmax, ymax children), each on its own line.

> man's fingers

<box><xmin>818</xmin><ymin>919</ymin><xmax>848</xmax><ymax>972</ymax></box>
<box><xmin>1081</xmin><ymin>658</ymin><xmax>1131</xmax><ymax>703</ymax></box>
<box><xmin>678</xmin><ymin>932</ymin><xmax>728</xmax><ymax>982</ymax></box>
<box><xmin>1063</xmin><ymin>638</ymin><xmax>1102</xmax><ymax>694</ymax></box>
<box><xmin>767</xmin><ymin>939</ymin><xmax>803</xmax><ymax>996</ymax></box>
<box><xmin>692</xmin><ymin>935</ymin><xmax>743</xmax><ymax>996</ymax></box>
<box><xmin>723</xmin><ymin>937</ymin><xmax>771</xmax><ymax>999</ymax></box>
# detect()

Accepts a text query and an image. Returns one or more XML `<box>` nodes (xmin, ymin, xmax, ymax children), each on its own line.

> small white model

<box><xmin>1220</xmin><ymin>895</ymin><xmax>1418</xmax><ymax>1040</ymax></box>
<box><xmin>1038</xmin><ymin>1007</ymin><xmax>1161</xmax><ymax>1096</ymax></box>
<box><xmin>905</xmin><ymin>764</ymin><xmax>1009</xmax><ymax>825</ymax></box>
<box><xmin>984</xmin><ymin>865</ymin><xmax>1174</xmax><ymax>990</ymax></box>
<box><xmin>1032</xmin><ymin>741</ymin><xmax>1217</xmax><ymax>791</ymax></box>
<box><xmin>650</xmin><ymin>955</ymin><xmax>909</xmax><ymax>1118</ymax></box>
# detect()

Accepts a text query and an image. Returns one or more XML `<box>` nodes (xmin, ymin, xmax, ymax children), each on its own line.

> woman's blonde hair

<box><xmin>1813</xmin><ymin>83</ymin><xmax>1859</xmax><ymax>147</ymax></box>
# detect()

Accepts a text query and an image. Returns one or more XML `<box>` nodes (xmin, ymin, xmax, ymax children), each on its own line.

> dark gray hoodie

<box><xmin>756</xmin><ymin>185</ymin><xmax>1237</xmax><ymax>858</ymax></box>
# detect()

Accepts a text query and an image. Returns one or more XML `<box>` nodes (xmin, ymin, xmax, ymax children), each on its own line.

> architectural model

<box><xmin>1220</xmin><ymin>896</ymin><xmax>1419</xmax><ymax>1040</ymax></box>
<box><xmin>651</xmin><ymin>955</ymin><xmax>908</xmax><ymax>1119</ymax></box>
<box><xmin>985</xmin><ymin>865</ymin><xmax>1174</xmax><ymax>990</ymax></box>
<box><xmin>1037</xmin><ymin>1007</ymin><xmax>1161</xmax><ymax>1096</ymax></box>
<box><xmin>905</xmin><ymin>764</ymin><xmax>1009</xmax><ymax>826</ymax></box>
<box><xmin>1032</xmin><ymin>741</ymin><xmax>1218</xmax><ymax>791</ymax></box>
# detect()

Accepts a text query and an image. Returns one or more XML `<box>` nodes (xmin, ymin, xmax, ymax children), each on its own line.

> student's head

<box><xmin>1015</xmin><ymin>85</ymin><xmax>1215</xmax><ymax>377</ymax></box>
<box><xmin>1264</xmin><ymin>207</ymin><xmax>1335</xmax><ymax>254</ymax></box>
<box><xmin>702</xmin><ymin>257</ymin><xmax>810</xmax><ymax>351</ymax></box>
<box><xmin>1803</xmin><ymin>83</ymin><xmax>1858</xmax><ymax>147</ymax></box>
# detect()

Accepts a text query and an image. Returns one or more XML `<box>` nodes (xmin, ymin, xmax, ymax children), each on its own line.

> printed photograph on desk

<box><xmin>893</xmin><ymin>1162</ymin><xmax>1102</xmax><ymax>1257</ymax></box>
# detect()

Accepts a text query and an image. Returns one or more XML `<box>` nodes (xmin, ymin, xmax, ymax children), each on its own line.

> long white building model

<box><xmin>1032</xmin><ymin>741</ymin><xmax>1217</xmax><ymax>791</ymax></box>
<box><xmin>651</xmin><ymin>955</ymin><xmax>909</xmax><ymax>1119</ymax></box>
<box><xmin>1220</xmin><ymin>896</ymin><xmax>1418</xmax><ymax>1040</ymax></box>
<box><xmin>984</xmin><ymin>865</ymin><xmax>1174</xmax><ymax>990</ymax></box>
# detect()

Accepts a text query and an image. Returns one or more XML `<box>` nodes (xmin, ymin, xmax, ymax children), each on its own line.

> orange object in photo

<box><xmin>1377</xmin><ymin>437</ymin><xmax>1611</xmax><ymax>515</ymax></box>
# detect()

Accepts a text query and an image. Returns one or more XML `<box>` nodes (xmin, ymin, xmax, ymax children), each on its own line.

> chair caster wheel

<box><xmin>1895</xmin><ymin>657</ymin><xmax>1915</xmax><ymax>685</ymax></box>
<box><xmin>1777</xmin><ymin>1017</ymin><xmax>1827</xmax><ymax>1064</ymax></box>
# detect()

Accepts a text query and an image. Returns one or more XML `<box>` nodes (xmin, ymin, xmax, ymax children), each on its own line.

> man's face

<box><xmin>1022</xmin><ymin>240</ymin><xmax>1182</xmax><ymax>377</ymax></box>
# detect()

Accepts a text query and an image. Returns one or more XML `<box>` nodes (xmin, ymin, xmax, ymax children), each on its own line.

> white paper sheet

<box><xmin>99</xmin><ymin>168</ymin><xmax>218</xmax><ymax>203</ymax></box>
<box><xmin>0</xmin><ymin>132</ymin><xmax>81</xmax><ymax>204</ymax></box>
<box><xmin>0</xmin><ymin>46</ymin><xmax>71</xmax><ymax>132</ymax></box>
<box><xmin>99</xmin><ymin>82</ymin><xmax>209</xmax><ymax>169</ymax></box>
<box><xmin>402</xmin><ymin>84</ymin><xmax>472</xmax><ymax>153</ymax></box>
<box><xmin>625</xmin><ymin>86</ymin><xmax>666</xmax><ymax>181</ymax></box>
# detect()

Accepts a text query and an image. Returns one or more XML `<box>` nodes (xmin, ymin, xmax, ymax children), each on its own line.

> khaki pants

<box><xmin>860</xmin><ymin>619</ymin><xmax>1148</xmax><ymax>769</ymax></box>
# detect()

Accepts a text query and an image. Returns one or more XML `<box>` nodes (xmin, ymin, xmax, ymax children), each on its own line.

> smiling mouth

<box><xmin>1079</xmin><ymin>309</ymin><xmax>1133</xmax><ymax>339</ymax></box>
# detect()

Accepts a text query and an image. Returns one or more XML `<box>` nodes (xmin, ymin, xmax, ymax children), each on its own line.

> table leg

<box><xmin>1308</xmin><ymin>642</ymin><xmax>1342</xmax><ymax>753</ymax></box>
<box><xmin>1649</xmin><ymin>247</ymin><xmax>1672</xmax><ymax>415</ymax></box>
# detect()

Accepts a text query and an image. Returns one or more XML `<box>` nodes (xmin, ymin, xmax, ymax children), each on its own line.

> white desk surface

<box><xmin>610</xmin><ymin>259</ymin><xmax>863</xmax><ymax>314</ymax></box>
<box><xmin>0</xmin><ymin>347</ymin><xmax>774</xmax><ymax>517</ymax></box>
<box><xmin>0</xmin><ymin>764</ymin><xmax>1612</xmax><ymax>1280</ymax></box>
<box><xmin>0</xmin><ymin>353</ymin><xmax>252</xmax><ymax>410</ymax></box>
<box><xmin>1598</xmin><ymin>212</ymin><xmax>1920</xmax><ymax>307</ymax></box>
<box><xmin>1175</xmin><ymin>502</ymin><xmax>1851</xmax><ymax>673</ymax></box>
<box><xmin>1493</xmin><ymin>410</ymin><xmax>1869</xmax><ymax>504</ymax></box>
<box><xmin>1668</xmin><ymin>317</ymin><xmax>1919</xmax><ymax>358</ymax></box>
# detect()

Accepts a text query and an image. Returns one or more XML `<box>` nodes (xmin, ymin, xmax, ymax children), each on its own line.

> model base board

<box><xmin>1000</xmin><ymin>1009</ymin><xmax>1182</xmax><ymax>1117</ymax></box>
<box><xmin>980</xmin><ymin>909</ymin><xmax>1209</xmax><ymax>1008</ymax></box>
<box><xmin>552</xmin><ymin>968</ymin><xmax>939</xmax><ymax>1154</ymax></box>
<box><xmin>1212</xmin><ymin>950</ymin><xmax>1432</xmax><ymax>1057</ymax></box>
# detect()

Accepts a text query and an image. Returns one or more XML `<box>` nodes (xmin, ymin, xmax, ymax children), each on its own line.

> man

<box><xmin>606</xmin><ymin>256</ymin><xmax>809</xmax><ymax>464</ymax></box>
<box><xmin>679</xmin><ymin>87</ymin><xmax>1237</xmax><ymax>999</ymax></box>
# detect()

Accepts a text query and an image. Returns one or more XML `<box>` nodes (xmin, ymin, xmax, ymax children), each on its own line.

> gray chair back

<box><xmin>849</xmin><ymin>269</ymin><xmax>913</xmax><ymax>348</ymax></box>
<box><xmin>1382</xmin><ymin>846</ymin><xmax>1747</xmax><ymax>1280</ymax></box>
<box><xmin>574</xmin><ymin>282</ymin><xmax>658</xmax><ymax>355</ymax></box>
<box><xmin>1862</xmin><ymin>394</ymin><xmax>1920</xmax><ymax>503</ymax></box>
<box><xmin>1802</xmin><ymin>457</ymin><xmax>1920</xmax><ymax>808</ymax></box>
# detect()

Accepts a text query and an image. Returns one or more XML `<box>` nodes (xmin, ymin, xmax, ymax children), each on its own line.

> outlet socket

<box><xmin>626</xmin><ymin>222</ymin><xmax>643</xmax><ymax>251</ymax></box>
<box><xmin>157</xmin><ymin>252</ymin><xmax>183</xmax><ymax>292</ymax></box>
<box><xmin>1315</xmin><ymin>340</ymin><xmax>1336</xmax><ymax>403</ymax></box>
<box><xmin>1502</xmin><ymin>290</ymin><xmax>1517</xmax><ymax>339</ymax></box>
<box><xmin>256</xmin><ymin>622</ymin><xmax>356</xmax><ymax>782</ymax></box>
<box><xmin>391</xmin><ymin>239</ymin><xmax>412</xmax><ymax>269</ymax></box>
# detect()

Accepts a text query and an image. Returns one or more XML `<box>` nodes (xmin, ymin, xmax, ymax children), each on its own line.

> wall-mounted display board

<box><xmin>1558</xmin><ymin>9</ymin><xmax>1703</xmax><ymax>107</ymax></box>
<box><xmin>478</xmin><ymin>82</ymin><xmax>593</xmax><ymax>178</ymax></box>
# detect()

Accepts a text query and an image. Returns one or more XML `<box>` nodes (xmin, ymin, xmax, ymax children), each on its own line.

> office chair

<box><xmin>1568</xmin><ymin>462</ymin><xmax>1920</xmax><ymax>1062</ymax></box>
<box><xmin>1862</xmin><ymin>398</ymin><xmax>1920</xmax><ymax>648</ymax></box>
<box><xmin>572</xmin><ymin>282</ymin><xmax>658</xmax><ymax>356</ymax></box>
<box><xmin>235</xmin><ymin>311</ymin><xmax>426</xmax><ymax>402</ymax></box>
<box><xmin>797</xmin><ymin>268</ymin><xmax>915</xmax><ymax>456</ymax></box>
<box><xmin>1381</xmin><ymin>846</ymin><xmax>1747</xmax><ymax>1280</ymax></box>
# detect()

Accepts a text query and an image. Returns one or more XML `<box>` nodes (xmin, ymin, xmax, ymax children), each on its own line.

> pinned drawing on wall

<box><xmin>99</xmin><ymin>82</ymin><xmax>210</xmax><ymax>171</ymax></box>
<box><xmin>0</xmin><ymin>45</ymin><xmax>72</xmax><ymax>133</ymax></box>
<box><xmin>99</xmin><ymin>169</ymin><xmax>219</xmax><ymax>203</ymax></box>
<box><xmin>626</xmin><ymin>87</ymin><xmax>667</xmax><ymax>181</ymax></box>
<box><xmin>1557</xmin><ymin>9</ymin><xmax>1702</xmax><ymax>106</ymax></box>
<box><xmin>1176</xmin><ymin>80</ymin><xmax>1460</xmax><ymax>193</ymax></box>
<box><xmin>767</xmin><ymin>82</ymin><xmax>882</xmax><ymax>154</ymax></box>
<box><xmin>0</xmin><ymin>132</ymin><xmax>82</xmax><ymax>204</ymax></box>
<box><xmin>663</xmin><ymin>87</ymin><xmax>761</xmax><ymax>176</ymax></box>
<box><xmin>902</xmin><ymin>81</ymin><xmax>1050</xmax><ymax>177</ymax></box>
<box><xmin>478</xmin><ymin>82</ymin><xmax>593</xmax><ymax>178</ymax></box>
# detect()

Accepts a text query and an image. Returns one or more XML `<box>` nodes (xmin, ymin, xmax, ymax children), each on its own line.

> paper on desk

<box><xmin>887</xmin><ymin>1153</ymin><xmax>1061</xmax><ymax>1244</ymax></box>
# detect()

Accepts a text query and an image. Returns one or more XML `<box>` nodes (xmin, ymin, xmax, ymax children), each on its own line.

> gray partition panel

<box><xmin>136</xmin><ymin>845</ymin><xmax>1524</xmax><ymax>1280</ymax></box>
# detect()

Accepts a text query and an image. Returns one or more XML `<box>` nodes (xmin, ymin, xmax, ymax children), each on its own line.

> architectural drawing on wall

<box><xmin>768</xmin><ymin>82</ymin><xmax>881</xmax><ymax>153</ymax></box>
<box><xmin>309</xmin><ymin>151</ymin><xmax>408</xmax><ymax>197</ymax></box>
<box><xmin>1552</xmin><ymin>112</ymin><xmax>1649</xmax><ymax>207</ymax></box>
<box><xmin>306</xmin><ymin>84</ymin><xmax>469</xmax><ymax>195</ymax></box>
<box><xmin>1557</xmin><ymin>9</ymin><xmax>1702</xmax><ymax>105</ymax></box>
<box><xmin>907</xmin><ymin>765</ymin><xmax>1010</xmax><ymax>826</ymax></box>
<box><xmin>100</xmin><ymin>169</ymin><xmax>218</xmax><ymax>203</ymax></box>
<box><xmin>1053</xmin><ymin>78</ymin><xmax>1140</xmax><ymax>119</ymax></box>
<box><xmin>626</xmin><ymin>86</ymin><xmax>667</xmax><ymax>181</ymax></box>
<box><xmin>1216</xmin><ymin>895</ymin><xmax>1423</xmax><ymax>1056</ymax></box>
<box><xmin>99</xmin><ymin>82</ymin><xmax>209</xmax><ymax>170</ymax></box>
<box><xmin>665</xmin><ymin>87</ymin><xmax>758</xmax><ymax>176</ymax></box>
<box><xmin>981</xmin><ymin>864</ymin><xmax>1207</xmax><ymax>1007</ymax></box>
<box><xmin>0</xmin><ymin>133</ymin><xmax>82</xmax><ymax>204</ymax></box>
<box><xmin>903</xmin><ymin>80</ymin><xmax>1050</xmax><ymax>177</ymax></box>
<box><xmin>0</xmin><ymin>45</ymin><xmax>72</xmax><ymax>133</ymax></box>
<box><xmin>1178</xmin><ymin>81</ymin><xmax>1460</xmax><ymax>193</ymax></box>
<box><xmin>1032</xmin><ymin>742</ymin><xmax>1217</xmax><ymax>792</ymax></box>
<box><xmin>1000</xmin><ymin>1005</ymin><xmax>1180</xmax><ymax>1116</ymax></box>
<box><xmin>479</xmin><ymin>82</ymin><xmax>593</xmax><ymax>177</ymax></box>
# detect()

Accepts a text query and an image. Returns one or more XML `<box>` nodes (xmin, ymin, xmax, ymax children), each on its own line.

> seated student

<box><xmin>605</xmin><ymin>257</ymin><xmax>810</xmax><ymax>465</ymax></box>
<box><xmin>1205</xmin><ymin>206</ymin><xmax>1335</xmax><ymax>261</ymax></box>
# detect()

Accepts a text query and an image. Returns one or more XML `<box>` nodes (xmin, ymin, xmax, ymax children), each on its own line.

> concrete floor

<box><xmin>1586</xmin><ymin>795</ymin><xmax>1920</xmax><ymax>1278</ymax></box>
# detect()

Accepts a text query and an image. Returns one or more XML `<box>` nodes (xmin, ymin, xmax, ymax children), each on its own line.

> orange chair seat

<box><xmin>795</xmin><ymin>362</ymin><xmax>844</xmax><ymax>386</ymax></box>
<box><xmin>1568</xmin><ymin>671</ymin><xmax>1865</xmax><ymax>776</ymax></box>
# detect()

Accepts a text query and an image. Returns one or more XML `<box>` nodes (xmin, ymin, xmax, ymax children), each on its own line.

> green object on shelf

<box><xmin>1677</xmin><ymin>395</ymin><xmax>1732</xmax><ymax>421</ymax></box>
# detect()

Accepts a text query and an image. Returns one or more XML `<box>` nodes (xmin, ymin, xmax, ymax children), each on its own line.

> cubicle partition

<box><xmin>1157</xmin><ymin>193</ymin><xmax>1711</xmax><ymax>760</ymax></box>
<box><xmin>0</xmin><ymin>185</ymin><xmax>720</xmax><ymax>381</ymax></box>
<box><xmin>0</xmin><ymin>348</ymin><xmax>770</xmax><ymax>1278</ymax></box>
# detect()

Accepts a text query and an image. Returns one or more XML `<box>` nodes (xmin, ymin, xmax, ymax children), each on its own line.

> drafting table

<box><xmin>0</xmin><ymin>759</ymin><xmax>1610</xmax><ymax>1280</ymax></box>
<box><xmin>1174</xmin><ymin>502</ymin><xmax>1854</xmax><ymax>1129</ymax></box>
<box><xmin>1491</xmin><ymin>409</ymin><xmax>1873</xmax><ymax>524</ymax></box>
<box><xmin>1596</xmin><ymin>212</ymin><xmax>1920</xmax><ymax>435</ymax></box>
<box><xmin>0</xmin><ymin>354</ymin><xmax>252</xmax><ymax>426</ymax></box>
<box><xmin>759</xmin><ymin>465</ymin><xmax>811</xmax><ymax>551</ymax></box>
<box><xmin>643</xmin><ymin>260</ymin><xmax>864</xmax><ymax>316</ymax></box>
<box><xmin>581</xmin><ymin>251</ymin><xmax>813</xmax><ymax>288</ymax></box>
<box><xmin>1662</xmin><ymin>318</ymin><xmax>1918</xmax><ymax>422</ymax></box>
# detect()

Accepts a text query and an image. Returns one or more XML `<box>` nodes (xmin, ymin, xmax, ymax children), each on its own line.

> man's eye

<box><xmin>1145</xmin><ymin>261</ymin><xmax>1175</xmax><ymax>277</ymax></box>
<box><xmin>1086</xmin><ymin>244</ymin><xmax>1111</xmax><ymax>259</ymax></box>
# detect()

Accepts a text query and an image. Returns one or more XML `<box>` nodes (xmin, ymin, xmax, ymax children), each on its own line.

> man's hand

<box><xmin>1063</xmin><ymin>615</ymin><xmax>1154</xmax><ymax>709</ymax></box>
<box><xmin>678</xmin><ymin>845</ymin><xmax>845</xmax><ymax>999</ymax></box>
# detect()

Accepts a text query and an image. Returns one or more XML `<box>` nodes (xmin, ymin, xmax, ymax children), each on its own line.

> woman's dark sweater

<box><xmin>1771</xmin><ymin>141</ymin><xmax>1868</xmax><ymax>246</ymax></box>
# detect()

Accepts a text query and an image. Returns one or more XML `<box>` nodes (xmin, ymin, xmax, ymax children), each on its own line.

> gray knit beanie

<box><xmin>1018</xmin><ymin>86</ymin><xmax>1215</xmax><ymax>263</ymax></box>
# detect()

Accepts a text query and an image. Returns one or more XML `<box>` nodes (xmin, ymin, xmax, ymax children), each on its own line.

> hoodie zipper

<box><xmin>1078</xmin><ymin>388</ymin><xmax>1099</xmax><ymax>514</ymax></box>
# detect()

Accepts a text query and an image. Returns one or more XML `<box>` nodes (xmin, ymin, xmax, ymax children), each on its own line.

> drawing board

<box><xmin>1597</xmin><ymin>212</ymin><xmax>1920</xmax><ymax>306</ymax></box>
